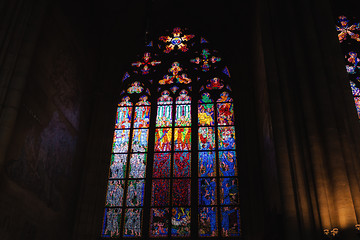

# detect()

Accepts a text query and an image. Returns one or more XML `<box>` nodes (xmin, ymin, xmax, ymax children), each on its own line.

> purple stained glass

<box><xmin>198</xmin><ymin>151</ymin><xmax>216</xmax><ymax>177</ymax></box>
<box><xmin>102</xmin><ymin>208</ymin><xmax>122</xmax><ymax>237</ymax></box>
<box><xmin>129</xmin><ymin>154</ymin><xmax>146</xmax><ymax>178</ymax></box>
<box><xmin>115</xmin><ymin>107</ymin><xmax>132</xmax><ymax>129</ymax></box>
<box><xmin>134</xmin><ymin>105</ymin><xmax>150</xmax><ymax>128</ymax></box>
<box><xmin>198</xmin><ymin>127</ymin><xmax>215</xmax><ymax>151</ymax></box>
<box><xmin>156</xmin><ymin>104</ymin><xmax>172</xmax><ymax>127</ymax></box>
<box><xmin>198</xmin><ymin>104</ymin><xmax>215</xmax><ymax>126</ymax></box>
<box><xmin>173</xmin><ymin>152</ymin><xmax>191</xmax><ymax>177</ymax></box>
<box><xmin>106</xmin><ymin>180</ymin><xmax>125</xmax><ymax>207</ymax></box>
<box><xmin>154</xmin><ymin>128</ymin><xmax>172</xmax><ymax>152</ymax></box>
<box><xmin>150</xmin><ymin>208</ymin><xmax>169</xmax><ymax>237</ymax></box>
<box><xmin>131</xmin><ymin>128</ymin><xmax>149</xmax><ymax>152</ymax></box>
<box><xmin>172</xmin><ymin>179</ymin><xmax>191</xmax><ymax>206</ymax></box>
<box><xmin>153</xmin><ymin>153</ymin><xmax>171</xmax><ymax>178</ymax></box>
<box><xmin>217</xmin><ymin>103</ymin><xmax>234</xmax><ymax>125</ymax></box>
<box><xmin>199</xmin><ymin>207</ymin><xmax>218</xmax><ymax>237</ymax></box>
<box><xmin>171</xmin><ymin>207</ymin><xmax>191</xmax><ymax>237</ymax></box>
<box><xmin>199</xmin><ymin>178</ymin><xmax>217</xmax><ymax>206</ymax></box>
<box><xmin>355</xmin><ymin>97</ymin><xmax>360</xmax><ymax>118</ymax></box>
<box><xmin>220</xmin><ymin>178</ymin><xmax>239</xmax><ymax>205</ymax></box>
<box><xmin>152</xmin><ymin>179</ymin><xmax>170</xmax><ymax>206</ymax></box>
<box><xmin>174</xmin><ymin>128</ymin><xmax>191</xmax><ymax>151</ymax></box>
<box><xmin>175</xmin><ymin>104</ymin><xmax>191</xmax><ymax>126</ymax></box>
<box><xmin>218</xmin><ymin>126</ymin><xmax>236</xmax><ymax>150</ymax></box>
<box><xmin>112</xmin><ymin>129</ymin><xmax>130</xmax><ymax>153</ymax></box>
<box><xmin>221</xmin><ymin>207</ymin><xmax>241</xmax><ymax>237</ymax></box>
<box><xmin>109</xmin><ymin>154</ymin><xmax>127</xmax><ymax>179</ymax></box>
<box><xmin>219</xmin><ymin>151</ymin><xmax>237</xmax><ymax>177</ymax></box>
<box><xmin>124</xmin><ymin>208</ymin><xmax>142</xmax><ymax>237</ymax></box>
<box><xmin>126</xmin><ymin>180</ymin><xmax>145</xmax><ymax>206</ymax></box>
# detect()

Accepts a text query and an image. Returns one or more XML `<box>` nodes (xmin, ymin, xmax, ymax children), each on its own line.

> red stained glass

<box><xmin>217</xmin><ymin>103</ymin><xmax>234</xmax><ymax>125</ymax></box>
<box><xmin>173</xmin><ymin>152</ymin><xmax>191</xmax><ymax>177</ymax></box>
<box><xmin>172</xmin><ymin>179</ymin><xmax>191</xmax><ymax>206</ymax></box>
<box><xmin>154</xmin><ymin>128</ymin><xmax>172</xmax><ymax>152</ymax></box>
<box><xmin>153</xmin><ymin>153</ymin><xmax>171</xmax><ymax>178</ymax></box>
<box><xmin>174</xmin><ymin>128</ymin><xmax>191</xmax><ymax>151</ymax></box>
<box><xmin>152</xmin><ymin>179</ymin><xmax>170</xmax><ymax>206</ymax></box>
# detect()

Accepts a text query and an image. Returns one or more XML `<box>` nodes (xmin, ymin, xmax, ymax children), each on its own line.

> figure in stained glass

<box><xmin>152</xmin><ymin>179</ymin><xmax>170</xmax><ymax>206</ymax></box>
<box><xmin>206</xmin><ymin>77</ymin><xmax>224</xmax><ymax>90</ymax></box>
<box><xmin>134</xmin><ymin>105</ymin><xmax>150</xmax><ymax>128</ymax></box>
<box><xmin>106</xmin><ymin>180</ymin><xmax>124</xmax><ymax>207</ymax></box>
<box><xmin>217</xmin><ymin>91</ymin><xmax>233</xmax><ymax>102</ymax></box>
<box><xmin>127</xmin><ymin>81</ymin><xmax>143</xmax><ymax>94</ymax></box>
<box><xmin>115</xmin><ymin>106</ymin><xmax>132</xmax><ymax>129</ymax></box>
<box><xmin>173</xmin><ymin>179</ymin><xmax>191</xmax><ymax>206</ymax></box>
<box><xmin>198</xmin><ymin>127</ymin><xmax>215</xmax><ymax>150</ymax></box>
<box><xmin>198</xmin><ymin>92</ymin><xmax>213</xmax><ymax>103</ymax></box>
<box><xmin>150</xmin><ymin>208</ymin><xmax>169</xmax><ymax>237</ymax></box>
<box><xmin>102</xmin><ymin>208</ymin><xmax>121</xmax><ymax>237</ymax></box>
<box><xmin>190</xmin><ymin>49</ymin><xmax>221</xmax><ymax>72</ymax></box>
<box><xmin>199</xmin><ymin>151</ymin><xmax>216</xmax><ymax>177</ymax></box>
<box><xmin>113</xmin><ymin>130</ymin><xmax>130</xmax><ymax>153</ymax></box>
<box><xmin>124</xmin><ymin>208</ymin><xmax>142</xmax><ymax>237</ymax></box>
<box><xmin>176</xmin><ymin>89</ymin><xmax>191</xmax><ymax>104</ymax></box>
<box><xmin>219</xmin><ymin>151</ymin><xmax>237</xmax><ymax>177</ymax></box>
<box><xmin>159</xmin><ymin>62</ymin><xmax>191</xmax><ymax>85</ymax></box>
<box><xmin>118</xmin><ymin>96</ymin><xmax>132</xmax><ymax>106</ymax></box>
<box><xmin>131</xmin><ymin>129</ymin><xmax>149</xmax><ymax>152</ymax></box>
<box><xmin>221</xmin><ymin>207</ymin><xmax>241</xmax><ymax>237</ymax></box>
<box><xmin>218</xmin><ymin>127</ymin><xmax>236</xmax><ymax>150</ymax></box>
<box><xmin>174</xmin><ymin>152</ymin><xmax>191</xmax><ymax>177</ymax></box>
<box><xmin>171</xmin><ymin>208</ymin><xmax>191</xmax><ymax>237</ymax></box>
<box><xmin>109</xmin><ymin>154</ymin><xmax>127</xmax><ymax>179</ymax></box>
<box><xmin>129</xmin><ymin>154</ymin><xmax>146</xmax><ymax>178</ymax></box>
<box><xmin>126</xmin><ymin>180</ymin><xmax>145</xmax><ymax>206</ymax></box>
<box><xmin>159</xmin><ymin>27</ymin><xmax>194</xmax><ymax>53</ymax></box>
<box><xmin>131</xmin><ymin>52</ymin><xmax>161</xmax><ymax>75</ymax></box>
<box><xmin>336</xmin><ymin>16</ymin><xmax>360</xmax><ymax>42</ymax></box>
<box><xmin>346</xmin><ymin>51</ymin><xmax>360</xmax><ymax>74</ymax></box>
<box><xmin>199</xmin><ymin>178</ymin><xmax>217</xmax><ymax>206</ymax></box>
<box><xmin>351</xmin><ymin>81</ymin><xmax>360</xmax><ymax>95</ymax></box>
<box><xmin>199</xmin><ymin>207</ymin><xmax>217</xmax><ymax>237</ymax></box>
<box><xmin>198</xmin><ymin>104</ymin><xmax>215</xmax><ymax>126</ymax></box>
<box><xmin>154</xmin><ymin>128</ymin><xmax>172</xmax><ymax>152</ymax></box>
<box><xmin>175</xmin><ymin>104</ymin><xmax>191</xmax><ymax>126</ymax></box>
<box><xmin>217</xmin><ymin>103</ymin><xmax>234</xmax><ymax>125</ymax></box>
<box><xmin>220</xmin><ymin>178</ymin><xmax>239</xmax><ymax>205</ymax></box>
<box><xmin>174</xmin><ymin>128</ymin><xmax>191</xmax><ymax>151</ymax></box>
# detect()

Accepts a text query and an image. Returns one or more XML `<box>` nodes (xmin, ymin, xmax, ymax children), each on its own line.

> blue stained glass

<box><xmin>219</xmin><ymin>151</ymin><xmax>237</xmax><ymax>177</ymax></box>
<box><xmin>131</xmin><ymin>128</ymin><xmax>149</xmax><ymax>152</ymax></box>
<box><xmin>150</xmin><ymin>208</ymin><xmax>169</xmax><ymax>237</ymax></box>
<box><xmin>218</xmin><ymin>126</ymin><xmax>236</xmax><ymax>150</ymax></box>
<box><xmin>124</xmin><ymin>208</ymin><xmax>142</xmax><ymax>237</ymax></box>
<box><xmin>171</xmin><ymin>208</ymin><xmax>191</xmax><ymax>237</ymax></box>
<box><xmin>106</xmin><ymin>180</ymin><xmax>125</xmax><ymax>207</ymax></box>
<box><xmin>102</xmin><ymin>208</ymin><xmax>122</xmax><ymax>237</ymax></box>
<box><xmin>199</xmin><ymin>207</ymin><xmax>218</xmax><ymax>237</ymax></box>
<box><xmin>198</xmin><ymin>151</ymin><xmax>216</xmax><ymax>177</ymax></box>
<box><xmin>199</xmin><ymin>178</ymin><xmax>217</xmax><ymax>206</ymax></box>
<box><xmin>129</xmin><ymin>153</ymin><xmax>146</xmax><ymax>178</ymax></box>
<box><xmin>109</xmin><ymin>154</ymin><xmax>127</xmax><ymax>179</ymax></box>
<box><xmin>112</xmin><ymin>129</ymin><xmax>130</xmax><ymax>153</ymax></box>
<box><xmin>221</xmin><ymin>207</ymin><xmax>241</xmax><ymax>237</ymax></box>
<box><xmin>198</xmin><ymin>127</ymin><xmax>215</xmax><ymax>151</ymax></box>
<box><xmin>220</xmin><ymin>178</ymin><xmax>239</xmax><ymax>205</ymax></box>
<box><xmin>126</xmin><ymin>180</ymin><xmax>145</xmax><ymax>206</ymax></box>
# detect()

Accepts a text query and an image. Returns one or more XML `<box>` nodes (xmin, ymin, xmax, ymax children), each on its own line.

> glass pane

<box><xmin>109</xmin><ymin>154</ymin><xmax>127</xmax><ymax>179</ymax></box>
<box><xmin>171</xmin><ymin>207</ymin><xmax>191</xmax><ymax>237</ymax></box>
<box><xmin>112</xmin><ymin>129</ymin><xmax>130</xmax><ymax>153</ymax></box>
<box><xmin>217</xmin><ymin>103</ymin><xmax>234</xmax><ymax>125</ymax></box>
<box><xmin>102</xmin><ymin>208</ymin><xmax>122</xmax><ymax>237</ymax></box>
<box><xmin>198</xmin><ymin>151</ymin><xmax>216</xmax><ymax>177</ymax></box>
<box><xmin>220</xmin><ymin>178</ymin><xmax>239</xmax><ymax>205</ymax></box>
<box><xmin>218</xmin><ymin>126</ymin><xmax>236</xmax><ymax>150</ymax></box>
<box><xmin>129</xmin><ymin>154</ymin><xmax>146</xmax><ymax>178</ymax></box>
<box><xmin>150</xmin><ymin>208</ymin><xmax>169</xmax><ymax>237</ymax></box>
<box><xmin>175</xmin><ymin>104</ymin><xmax>191</xmax><ymax>126</ymax></box>
<box><xmin>126</xmin><ymin>180</ymin><xmax>145</xmax><ymax>206</ymax></box>
<box><xmin>115</xmin><ymin>107</ymin><xmax>132</xmax><ymax>129</ymax></box>
<box><xmin>355</xmin><ymin>97</ymin><xmax>360</xmax><ymax>118</ymax></box>
<box><xmin>153</xmin><ymin>153</ymin><xmax>171</xmax><ymax>178</ymax></box>
<box><xmin>154</xmin><ymin>128</ymin><xmax>172</xmax><ymax>152</ymax></box>
<box><xmin>172</xmin><ymin>179</ymin><xmax>191</xmax><ymax>206</ymax></box>
<box><xmin>173</xmin><ymin>152</ymin><xmax>191</xmax><ymax>177</ymax></box>
<box><xmin>174</xmin><ymin>128</ymin><xmax>191</xmax><ymax>151</ymax></box>
<box><xmin>219</xmin><ymin>151</ymin><xmax>237</xmax><ymax>177</ymax></box>
<box><xmin>131</xmin><ymin>128</ymin><xmax>149</xmax><ymax>152</ymax></box>
<box><xmin>221</xmin><ymin>207</ymin><xmax>241</xmax><ymax>237</ymax></box>
<box><xmin>217</xmin><ymin>91</ymin><xmax>233</xmax><ymax>102</ymax></box>
<box><xmin>198</xmin><ymin>104</ymin><xmax>215</xmax><ymax>126</ymax></box>
<box><xmin>156</xmin><ymin>104</ymin><xmax>172</xmax><ymax>127</ymax></box>
<box><xmin>175</xmin><ymin>89</ymin><xmax>191</xmax><ymax>104</ymax></box>
<box><xmin>106</xmin><ymin>180</ymin><xmax>125</xmax><ymax>207</ymax></box>
<box><xmin>124</xmin><ymin>208</ymin><xmax>142</xmax><ymax>237</ymax></box>
<box><xmin>198</xmin><ymin>92</ymin><xmax>213</xmax><ymax>103</ymax></box>
<box><xmin>152</xmin><ymin>179</ymin><xmax>170</xmax><ymax>206</ymax></box>
<box><xmin>199</xmin><ymin>207</ymin><xmax>218</xmax><ymax>237</ymax></box>
<box><xmin>198</xmin><ymin>127</ymin><xmax>215</xmax><ymax>151</ymax></box>
<box><xmin>199</xmin><ymin>178</ymin><xmax>217</xmax><ymax>206</ymax></box>
<box><xmin>134</xmin><ymin>105</ymin><xmax>150</xmax><ymax>128</ymax></box>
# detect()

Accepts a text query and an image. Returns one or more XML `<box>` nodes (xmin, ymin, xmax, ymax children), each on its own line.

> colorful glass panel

<box><xmin>173</xmin><ymin>152</ymin><xmax>191</xmax><ymax>177</ymax></box>
<box><xmin>131</xmin><ymin>128</ymin><xmax>149</xmax><ymax>152</ymax></box>
<box><xmin>124</xmin><ymin>208</ymin><xmax>142</xmax><ymax>237</ymax></box>
<box><xmin>217</xmin><ymin>92</ymin><xmax>233</xmax><ymax>102</ymax></box>
<box><xmin>219</xmin><ymin>151</ymin><xmax>237</xmax><ymax>177</ymax></box>
<box><xmin>198</xmin><ymin>127</ymin><xmax>215</xmax><ymax>150</ymax></box>
<box><xmin>118</xmin><ymin>96</ymin><xmax>132</xmax><ymax>106</ymax></box>
<box><xmin>174</xmin><ymin>128</ymin><xmax>191</xmax><ymax>151</ymax></box>
<box><xmin>220</xmin><ymin>178</ymin><xmax>239</xmax><ymax>205</ymax></box>
<box><xmin>106</xmin><ymin>180</ymin><xmax>125</xmax><ymax>207</ymax></box>
<box><xmin>127</xmin><ymin>81</ymin><xmax>143</xmax><ymax>94</ymax></box>
<box><xmin>217</xmin><ymin>103</ymin><xmax>234</xmax><ymax>125</ymax></box>
<box><xmin>153</xmin><ymin>153</ymin><xmax>171</xmax><ymax>178</ymax></box>
<box><xmin>355</xmin><ymin>97</ymin><xmax>360</xmax><ymax>118</ymax></box>
<box><xmin>171</xmin><ymin>208</ymin><xmax>191</xmax><ymax>237</ymax></box>
<box><xmin>156</xmin><ymin>104</ymin><xmax>172</xmax><ymax>127</ymax></box>
<box><xmin>198</xmin><ymin>92</ymin><xmax>213</xmax><ymax>103</ymax></box>
<box><xmin>176</xmin><ymin>89</ymin><xmax>191</xmax><ymax>104</ymax></box>
<box><xmin>129</xmin><ymin>154</ymin><xmax>146</xmax><ymax>178</ymax></box>
<box><xmin>112</xmin><ymin>129</ymin><xmax>130</xmax><ymax>153</ymax></box>
<box><xmin>150</xmin><ymin>208</ymin><xmax>169</xmax><ymax>237</ymax></box>
<box><xmin>198</xmin><ymin>104</ymin><xmax>215</xmax><ymax>126</ymax></box>
<box><xmin>134</xmin><ymin>105</ymin><xmax>150</xmax><ymax>128</ymax></box>
<box><xmin>115</xmin><ymin>107</ymin><xmax>132</xmax><ymax>129</ymax></box>
<box><xmin>199</xmin><ymin>178</ymin><xmax>217</xmax><ymax>206</ymax></box>
<box><xmin>126</xmin><ymin>180</ymin><xmax>145</xmax><ymax>206</ymax></box>
<box><xmin>221</xmin><ymin>207</ymin><xmax>241</xmax><ymax>237</ymax></box>
<box><xmin>102</xmin><ymin>208</ymin><xmax>122</xmax><ymax>237</ymax></box>
<box><xmin>198</xmin><ymin>151</ymin><xmax>216</xmax><ymax>177</ymax></box>
<box><xmin>154</xmin><ymin>128</ymin><xmax>172</xmax><ymax>152</ymax></box>
<box><xmin>109</xmin><ymin>154</ymin><xmax>127</xmax><ymax>179</ymax></box>
<box><xmin>206</xmin><ymin>77</ymin><xmax>224</xmax><ymax>89</ymax></box>
<box><xmin>351</xmin><ymin>81</ymin><xmax>360</xmax><ymax>96</ymax></box>
<box><xmin>152</xmin><ymin>179</ymin><xmax>170</xmax><ymax>206</ymax></box>
<box><xmin>199</xmin><ymin>207</ymin><xmax>218</xmax><ymax>237</ymax></box>
<box><xmin>218</xmin><ymin>126</ymin><xmax>236</xmax><ymax>150</ymax></box>
<box><xmin>172</xmin><ymin>179</ymin><xmax>191</xmax><ymax>206</ymax></box>
<box><xmin>175</xmin><ymin>104</ymin><xmax>191</xmax><ymax>126</ymax></box>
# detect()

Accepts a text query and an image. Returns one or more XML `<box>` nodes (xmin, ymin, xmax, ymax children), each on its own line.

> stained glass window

<box><xmin>102</xmin><ymin>28</ymin><xmax>241</xmax><ymax>239</ymax></box>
